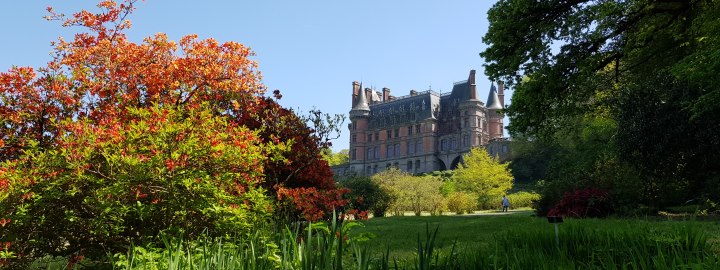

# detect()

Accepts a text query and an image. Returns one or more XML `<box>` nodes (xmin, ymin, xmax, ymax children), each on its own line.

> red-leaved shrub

<box><xmin>548</xmin><ymin>188</ymin><xmax>612</xmax><ymax>218</ymax></box>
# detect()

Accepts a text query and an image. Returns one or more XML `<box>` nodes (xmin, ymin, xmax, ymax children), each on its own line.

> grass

<box><xmin>355</xmin><ymin>210</ymin><xmax>720</xmax><ymax>265</ymax></box>
<box><xmin>355</xmin><ymin>210</ymin><xmax>538</xmax><ymax>258</ymax></box>
<box><xmin>26</xmin><ymin>210</ymin><xmax>720</xmax><ymax>269</ymax></box>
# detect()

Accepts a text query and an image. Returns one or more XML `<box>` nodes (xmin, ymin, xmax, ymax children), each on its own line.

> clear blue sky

<box><xmin>0</xmin><ymin>1</ymin><xmax>507</xmax><ymax>152</ymax></box>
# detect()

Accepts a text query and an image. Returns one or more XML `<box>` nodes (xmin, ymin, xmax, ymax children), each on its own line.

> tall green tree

<box><xmin>507</xmin><ymin>135</ymin><xmax>557</xmax><ymax>184</ymax></box>
<box><xmin>482</xmin><ymin>0</ymin><xmax>720</xmax><ymax>208</ymax></box>
<box><xmin>454</xmin><ymin>147</ymin><xmax>513</xmax><ymax>209</ymax></box>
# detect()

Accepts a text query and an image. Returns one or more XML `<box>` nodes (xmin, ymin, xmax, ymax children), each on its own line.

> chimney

<box><xmin>364</xmin><ymin>88</ymin><xmax>373</xmax><ymax>104</ymax></box>
<box><xmin>410</xmin><ymin>89</ymin><xmax>417</xmax><ymax>96</ymax></box>
<box><xmin>468</xmin><ymin>70</ymin><xmax>477</xmax><ymax>100</ymax></box>
<box><xmin>352</xmin><ymin>81</ymin><xmax>361</xmax><ymax>107</ymax></box>
<box><xmin>382</xmin><ymin>87</ymin><xmax>391</xmax><ymax>101</ymax></box>
<box><xmin>497</xmin><ymin>81</ymin><xmax>505</xmax><ymax>107</ymax></box>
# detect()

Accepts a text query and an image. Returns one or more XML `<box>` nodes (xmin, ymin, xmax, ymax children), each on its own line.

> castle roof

<box><xmin>350</xmin><ymin>87</ymin><xmax>370</xmax><ymax>116</ymax></box>
<box><xmin>486</xmin><ymin>83</ymin><xmax>503</xmax><ymax>110</ymax></box>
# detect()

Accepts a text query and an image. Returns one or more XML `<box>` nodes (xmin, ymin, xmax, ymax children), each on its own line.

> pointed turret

<box><xmin>486</xmin><ymin>83</ymin><xmax>503</xmax><ymax>110</ymax></box>
<box><xmin>348</xmin><ymin>81</ymin><xmax>371</xmax><ymax>166</ymax></box>
<box><xmin>350</xmin><ymin>83</ymin><xmax>370</xmax><ymax>118</ymax></box>
<box><xmin>486</xmin><ymin>82</ymin><xmax>504</xmax><ymax>140</ymax></box>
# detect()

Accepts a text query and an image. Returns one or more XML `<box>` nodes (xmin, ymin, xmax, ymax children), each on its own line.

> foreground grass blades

<box><xmin>28</xmin><ymin>213</ymin><xmax>720</xmax><ymax>269</ymax></box>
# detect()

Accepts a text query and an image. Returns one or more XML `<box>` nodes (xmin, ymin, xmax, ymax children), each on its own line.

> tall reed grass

<box><xmin>33</xmin><ymin>218</ymin><xmax>720</xmax><ymax>269</ymax></box>
<box><xmin>486</xmin><ymin>220</ymin><xmax>718</xmax><ymax>269</ymax></box>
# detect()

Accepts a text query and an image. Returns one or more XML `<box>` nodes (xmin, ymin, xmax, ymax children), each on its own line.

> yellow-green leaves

<box><xmin>453</xmin><ymin>147</ymin><xmax>513</xmax><ymax>208</ymax></box>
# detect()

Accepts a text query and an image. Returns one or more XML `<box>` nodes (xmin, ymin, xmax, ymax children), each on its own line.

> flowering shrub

<box><xmin>0</xmin><ymin>1</ymin><xmax>349</xmax><ymax>266</ymax></box>
<box><xmin>548</xmin><ymin>188</ymin><xmax>612</xmax><ymax>218</ymax></box>
<box><xmin>276</xmin><ymin>186</ymin><xmax>349</xmax><ymax>221</ymax></box>
<box><xmin>0</xmin><ymin>105</ymin><xmax>285</xmax><ymax>266</ymax></box>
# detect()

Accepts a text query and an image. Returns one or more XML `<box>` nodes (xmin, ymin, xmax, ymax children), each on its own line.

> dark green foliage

<box><xmin>507</xmin><ymin>137</ymin><xmax>556</xmax><ymax>184</ymax></box>
<box><xmin>512</xmin><ymin>117</ymin><xmax>644</xmax><ymax>216</ymax></box>
<box><xmin>341</xmin><ymin>176</ymin><xmax>392</xmax><ymax>217</ymax></box>
<box><xmin>615</xmin><ymin>72</ymin><xmax>720</xmax><ymax>207</ymax></box>
<box><xmin>483</xmin><ymin>0</ymin><xmax>720</xmax><ymax>213</ymax></box>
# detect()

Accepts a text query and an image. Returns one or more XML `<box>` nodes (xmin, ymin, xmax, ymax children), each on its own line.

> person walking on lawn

<box><xmin>501</xmin><ymin>195</ymin><xmax>510</xmax><ymax>212</ymax></box>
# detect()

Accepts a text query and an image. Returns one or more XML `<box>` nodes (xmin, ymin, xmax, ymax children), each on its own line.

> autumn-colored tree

<box><xmin>236</xmin><ymin>96</ymin><xmax>348</xmax><ymax>221</ymax></box>
<box><xmin>1</xmin><ymin>0</ymin><xmax>263</xmax><ymax>162</ymax></box>
<box><xmin>0</xmin><ymin>0</ymin><xmax>346</xmax><ymax>266</ymax></box>
<box><xmin>1</xmin><ymin>104</ymin><xmax>283</xmax><ymax>266</ymax></box>
<box><xmin>453</xmin><ymin>147</ymin><xmax>513</xmax><ymax>209</ymax></box>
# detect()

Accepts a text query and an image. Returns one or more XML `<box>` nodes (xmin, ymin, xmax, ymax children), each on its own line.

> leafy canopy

<box><xmin>453</xmin><ymin>147</ymin><xmax>513</xmax><ymax>206</ymax></box>
<box><xmin>0</xmin><ymin>0</ymin><xmax>347</xmax><ymax>266</ymax></box>
<box><xmin>482</xmin><ymin>0</ymin><xmax>720</xmax><ymax>136</ymax></box>
<box><xmin>482</xmin><ymin>0</ymin><xmax>720</xmax><ymax>209</ymax></box>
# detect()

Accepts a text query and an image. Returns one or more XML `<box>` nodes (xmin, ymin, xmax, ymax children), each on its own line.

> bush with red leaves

<box><xmin>548</xmin><ymin>188</ymin><xmax>613</xmax><ymax>218</ymax></box>
<box><xmin>237</xmin><ymin>96</ymin><xmax>347</xmax><ymax>221</ymax></box>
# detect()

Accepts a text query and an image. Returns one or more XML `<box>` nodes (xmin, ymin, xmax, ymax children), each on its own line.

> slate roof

<box><xmin>486</xmin><ymin>83</ymin><xmax>502</xmax><ymax>110</ymax></box>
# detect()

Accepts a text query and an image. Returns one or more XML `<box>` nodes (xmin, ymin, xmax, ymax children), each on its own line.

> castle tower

<box><xmin>486</xmin><ymin>83</ymin><xmax>504</xmax><ymax>140</ymax></box>
<box><xmin>459</xmin><ymin>70</ymin><xmax>485</xmax><ymax>147</ymax></box>
<box><xmin>349</xmin><ymin>82</ymin><xmax>371</xmax><ymax>163</ymax></box>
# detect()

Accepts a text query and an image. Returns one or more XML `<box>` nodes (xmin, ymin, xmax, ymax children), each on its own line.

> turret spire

<box><xmin>350</xmin><ymin>84</ymin><xmax>371</xmax><ymax>118</ymax></box>
<box><xmin>486</xmin><ymin>82</ymin><xmax>502</xmax><ymax>110</ymax></box>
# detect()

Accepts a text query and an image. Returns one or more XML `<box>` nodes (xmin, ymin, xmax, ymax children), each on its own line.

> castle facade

<box><xmin>336</xmin><ymin>70</ymin><xmax>507</xmax><ymax>176</ymax></box>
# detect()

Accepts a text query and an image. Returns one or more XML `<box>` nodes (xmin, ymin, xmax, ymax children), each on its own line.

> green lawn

<box><xmin>353</xmin><ymin>210</ymin><xmax>720</xmax><ymax>261</ymax></box>
<box><xmin>28</xmin><ymin>210</ymin><xmax>720</xmax><ymax>269</ymax></box>
<box><xmin>353</xmin><ymin>210</ymin><xmax>535</xmax><ymax>258</ymax></box>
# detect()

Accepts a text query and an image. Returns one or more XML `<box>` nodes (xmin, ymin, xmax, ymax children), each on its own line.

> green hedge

<box><xmin>507</xmin><ymin>191</ymin><xmax>540</xmax><ymax>209</ymax></box>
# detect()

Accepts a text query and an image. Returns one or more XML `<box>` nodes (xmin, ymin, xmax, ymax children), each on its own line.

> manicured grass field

<box><xmin>353</xmin><ymin>210</ymin><xmax>720</xmax><ymax>262</ymax></box>
<box><xmin>353</xmin><ymin>210</ymin><xmax>536</xmax><ymax>258</ymax></box>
